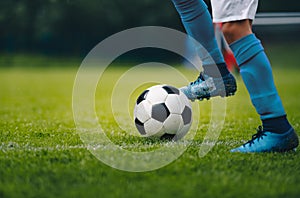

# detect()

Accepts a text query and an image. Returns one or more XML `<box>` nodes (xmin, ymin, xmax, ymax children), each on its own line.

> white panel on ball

<box><xmin>165</xmin><ymin>95</ymin><xmax>182</xmax><ymax>114</ymax></box>
<box><xmin>179</xmin><ymin>91</ymin><xmax>192</xmax><ymax>112</ymax></box>
<box><xmin>163</xmin><ymin>114</ymin><xmax>182</xmax><ymax>134</ymax></box>
<box><xmin>134</xmin><ymin>100</ymin><xmax>152</xmax><ymax>123</ymax></box>
<box><xmin>144</xmin><ymin>118</ymin><xmax>164</xmax><ymax>136</ymax></box>
<box><xmin>146</xmin><ymin>86</ymin><xmax>168</xmax><ymax>105</ymax></box>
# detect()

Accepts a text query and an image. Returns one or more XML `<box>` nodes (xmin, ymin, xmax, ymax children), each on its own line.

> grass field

<box><xmin>1</xmin><ymin>51</ymin><xmax>300</xmax><ymax>197</ymax></box>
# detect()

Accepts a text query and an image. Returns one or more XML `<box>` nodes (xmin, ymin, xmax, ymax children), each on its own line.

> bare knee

<box><xmin>222</xmin><ymin>20</ymin><xmax>253</xmax><ymax>44</ymax></box>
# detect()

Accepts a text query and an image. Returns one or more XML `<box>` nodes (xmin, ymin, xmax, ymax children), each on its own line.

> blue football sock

<box><xmin>230</xmin><ymin>34</ymin><xmax>292</xmax><ymax>133</ymax></box>
<box><xmin>171</xmin><ymin>0</ymin><xmax>225</xmax><ymax>67</ymax></box>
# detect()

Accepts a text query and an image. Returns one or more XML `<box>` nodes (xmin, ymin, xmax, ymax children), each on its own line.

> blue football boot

<box><xmin>180</xmin><ymin>72</ymin><xmax>237</xmax><ymax>101</ymax></box>
<box><xmin>231</xmin><ymin>126</ymin><xmax>299</xmax><ymax>153</ymax></box>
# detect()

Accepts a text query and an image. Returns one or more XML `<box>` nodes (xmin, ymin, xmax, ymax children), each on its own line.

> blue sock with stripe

<box><xmin>230</xmin><ymin>34</ymin><xmax>292</xmax><ymax>133</ymax></box>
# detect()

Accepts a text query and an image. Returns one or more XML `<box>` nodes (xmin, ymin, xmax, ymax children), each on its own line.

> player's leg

<box><xmin>210</xmin><ymin>0</ymin><xmax>299</xmax><ymax>152</ymax></box>
<box><xmin>226</xmin><ymin>20</ymin><xmax>298</xmax><ymax>152</ymax></box>
<box><xmin>171</xmin><ymin>0</ymin><xmax>237</xmax><ymax>101</ymax></box>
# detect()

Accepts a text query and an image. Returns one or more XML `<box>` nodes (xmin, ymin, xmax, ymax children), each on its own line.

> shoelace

<box><xmin>243</xmin><ymin>126</ymin><xmax>267</xmax><ymax>147</ymax></box>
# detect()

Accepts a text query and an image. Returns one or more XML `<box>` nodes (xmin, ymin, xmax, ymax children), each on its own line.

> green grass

<box><xmin>1</xmin><ymin>56</ymin><xmax>300</xmax><ymax>198</ymax></box>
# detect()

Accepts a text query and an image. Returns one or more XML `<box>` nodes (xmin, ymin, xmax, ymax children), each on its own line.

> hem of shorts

<box><xmin>213</xmin><ymin>15</ymin><xmax>255</xmax><ymax>23</ymax></box>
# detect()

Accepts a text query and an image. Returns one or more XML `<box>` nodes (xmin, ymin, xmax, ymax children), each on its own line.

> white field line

<box><xmin>0</xmin><ymin>140</ymin><xmax>245</xmax><ymax>152</ymax></box>
<box><xmin>0</xmin><ymin>143</ymin><xmax>87</xmax><ymax>152</ymax></box>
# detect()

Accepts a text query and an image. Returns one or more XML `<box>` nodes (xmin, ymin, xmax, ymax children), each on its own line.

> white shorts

<box><xmin>211</xmin><ymin>0</ymin><xmax>259</xmax><ymax>23</ymax></box>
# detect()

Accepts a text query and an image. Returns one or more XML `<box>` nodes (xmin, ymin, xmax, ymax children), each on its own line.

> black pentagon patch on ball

<box><xmin>152</xmin><ymin>103</ymin><xmax>170</xmax><ymax>122</ymax></box>
<box><xmin>136</xmin><ymin>90</ymin><xmax>149</xmax><ymax>105</ymax></box>
<box><xmin>135</xmin><ymin>118</ymin><xmax>146</xmax><ymax>135</ymax></box>
<box><xmin>162</xmin><ymin>85</ymin><xmax>180</xmax><ymax>95</ymax></box>
<box><xmin>182</xmin><ymin>106</ymin><xmax>192</xmax><ymax>125</ymax></box>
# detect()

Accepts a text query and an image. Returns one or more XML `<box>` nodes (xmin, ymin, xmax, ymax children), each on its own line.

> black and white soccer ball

<box><xmin>134</xmin><ymin>85</ymin><xmax>192</xmax><ymax>140</ymax></box>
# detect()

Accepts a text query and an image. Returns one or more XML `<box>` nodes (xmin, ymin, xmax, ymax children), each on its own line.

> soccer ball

<box><xmin>134</xmin><ymin>85</ymin><xmax>192</xmax><ymax>140</ymax></box>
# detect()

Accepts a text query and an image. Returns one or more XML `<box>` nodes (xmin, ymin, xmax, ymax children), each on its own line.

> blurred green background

<box><xmin>1</xmin><ymin>0</ymin><xmax>300</xmax><ymax>58</ymax></box>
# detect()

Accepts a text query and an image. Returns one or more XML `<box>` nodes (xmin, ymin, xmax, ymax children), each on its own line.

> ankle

<box><xmin>262</xmin><ymin>115</ymin><xmax>292</xmax><ymax>134</ymax></box>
